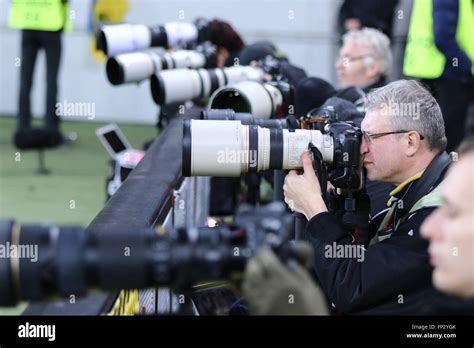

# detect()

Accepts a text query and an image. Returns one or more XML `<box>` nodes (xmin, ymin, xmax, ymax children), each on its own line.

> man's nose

<box><xmin>360</xmin><ymin>137</ymin><xmax>369</xmax><ymax>155</ymax></box>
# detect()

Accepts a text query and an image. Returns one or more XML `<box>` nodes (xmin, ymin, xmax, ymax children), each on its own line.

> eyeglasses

<box><xmin>362</xmin><ymin>130</ymin><xmax>425</xmax><ymax>144</ymax></box>
<box><xmin>337</xmin><ymin>54</ymin><xmax>373</xmax><ymax>64</ymax></box>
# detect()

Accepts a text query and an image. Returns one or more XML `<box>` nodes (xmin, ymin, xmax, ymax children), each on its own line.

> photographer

<box><xmin>283</xmin><ymin>80</ymin><xmax>451</xmax><ymax>314</ymax></box>
<box><xmin>208</xmin><ymin>19</ymin><xmax>245</xmax><ymax>68</ymax></box>
<box><xmin>307</xmin><ymin>28</ymin><xmax>396</xmax><ymax>217</ymax></box>
<box><xmin>336</xmin><ymin>28</ymin><xmax>392</xmax><ymax>92</ymax></box>
<box><xmin>296</xmin><ymin>28</ymin><xmax>392</xmax><ymax>115</ymax></box>
<box><xmin>243</xmin><ymin>135</ymin><xmax>473</xmax><ymax>316</ymax></box>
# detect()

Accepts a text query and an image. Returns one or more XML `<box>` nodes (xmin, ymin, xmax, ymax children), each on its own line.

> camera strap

<box><xmin>308</xmin><ymin>142</ymin><xmax>327</xmax><ymax>197</ymax></box>
<box><xmin>308</xmin><ymin>143</ymin><xmax>361</xmax><ymax>232</ymax></box>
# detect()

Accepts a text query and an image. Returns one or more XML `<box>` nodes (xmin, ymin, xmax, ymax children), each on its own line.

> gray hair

<box><xmin>365</xmin><ymin>80</ymin><xmax>447</xmax><ymax>152</ymax></box>
<box><xmin>342</xmin><ymin>28</ymin><xmax>392</xmax><ymax>78</ymax></box>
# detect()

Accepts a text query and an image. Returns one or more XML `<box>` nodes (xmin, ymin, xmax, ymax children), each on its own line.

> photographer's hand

<box><xmin>283</xmin><ymin>150</ymin><xmax>328</xmax><ymax>220</ymax></box>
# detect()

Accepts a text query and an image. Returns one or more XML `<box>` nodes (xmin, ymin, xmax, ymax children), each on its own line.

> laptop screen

<box><xmin>103</xmin><ymin>130</ymin><xmax>127</xmax><ymax>154</ymax></box>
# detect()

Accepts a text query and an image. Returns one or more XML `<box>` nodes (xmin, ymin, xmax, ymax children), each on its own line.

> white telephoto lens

<box><xmin>186</xmin><ymin>120</ymin><xmax>247</xmax><ymax>176</ymax></box>
<box><xmin>223</xmin><ymin>66</ymin><xmax>264</xmax><ymax>84</ymax></box>
<box><xmin>169</xmin><ymin>50</ymin><xmax>206</xmax><ymax>69</ymax></box>
<box><xmin>282</xmin><ymin>129</ymin><xmax>333</xmax><ymax>169</ymax></box>
<box><xmin>208</xmin><ymin>80</ymin><xmax>282</xmax><ymax>119</ymax></box>
<box><xmin>115</xmin><ymin>51</ymin><xmax>156</xmax><ymax>83</ymax></box>
<box><xmin>164</xmin><ymin>22</ymin><xmax>198</xmax><ymax>48</ymax></box>
<box><xmin>182</xmin><ymin>120</ymin><xmax>334</xmax><ymax>177</ymax></box>
<box><xmin>151</xmin><ymin>68</ymin><xmax>211</xmax><ymax>105</ymax></box>
<box><xmin>102</xmin><ymin>24</ymin><xmax>151</xmax><ymax>56</ymax></box>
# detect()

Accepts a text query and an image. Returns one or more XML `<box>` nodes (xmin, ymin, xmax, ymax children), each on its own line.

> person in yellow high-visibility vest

<box><xmin>9</xmin><ymin>0</ymin><xmax>71</xmax><ymax>146</ymax></box>
<box><xmin>89</xmin><ymin>0</ymin><xmax>129</xmax><ymax>62</ymax></box>
<box><xmin>403</xmin><ymin>0</ymin><xmax>474</xmax><ymax>152</ymax></box>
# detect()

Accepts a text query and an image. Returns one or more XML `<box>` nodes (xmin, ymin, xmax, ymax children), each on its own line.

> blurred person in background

<box><xmin>421</xmin><ymin>138</ymin><xmax>474</xmax><ymax>301</ymax></box>
<box><xmin>338</xmin><ymin>0</ymin><xmax>399</xmax><ymax>41</ymax></box>
<box><xmin>403</xmin><ymin>0</ymin><xmax>474</xmax><ymax>153</ymax></box>
<box><xmin>334</xmin><ymin>28</ymin><xmax>396</xmax><ymax>217</ymax></box>
<box><xmin>336</xmin><ymin>28</ymin><xmax>392</xmax><ymax>91</ymax></box>
<box><xmin>9</xmin><ymin>0</ymin><xmax>71</xmax><ymax>146</ymax></box>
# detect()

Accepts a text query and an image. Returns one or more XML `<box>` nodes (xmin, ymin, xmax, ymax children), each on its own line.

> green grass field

<box><xmin>0</xmin><ymin>116</ymin><xmax>157</xmax><ymax>314</ymax></box>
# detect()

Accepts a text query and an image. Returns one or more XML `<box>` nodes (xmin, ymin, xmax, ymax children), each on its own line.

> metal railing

<box><xmin>24</xmin><ymin>115</ymin><xmax>210</xmax><ymax>315</ymax></box>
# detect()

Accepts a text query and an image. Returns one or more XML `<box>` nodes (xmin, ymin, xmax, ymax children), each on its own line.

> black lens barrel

<box><xmin>182</xmin><ymin>119</ymin><xmax>192</xmax><ymax>177</ymax></box>
<box><xmin>0</xmin><ymin>220</ymin><xmax>15</xmax><ymax>306</ymax></box>
<box><xmin>106</xmin><ymin>57</ymin><xmax>125</xmax><ymax>85</ymax></box>
<box><xmin>150</xmin><ymin>25</ymin><xmax>169</xmax><ymax>48</ymax></box>
<box><xmin>0</xmin><ymin>220</ymin><xmax>250</xmax><ymax>305</ymax></box>
<box><xmin>201</xmin><ymin>109</ymin><xmax>289</xmax><ymax>129</ymax></box>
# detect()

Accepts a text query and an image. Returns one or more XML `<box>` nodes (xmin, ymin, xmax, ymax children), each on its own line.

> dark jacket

<box><xmin>430</xmin><ymin>291</ymin><xmax>474</xmax><ymax>315</ymax></box>
<box><xmin>305</xmin><ymin>152</ymin><xmax>451</xmax><ymax>314</ymax></box>
<box><xmin>338</xmin><ymin>0</ymin><xmax>399</xmax><ymax>39</ymax></box>
<box><xmin>363</xmin><ymin>76</ymin><xmax>387</xmax><ymax>93</ymax></box>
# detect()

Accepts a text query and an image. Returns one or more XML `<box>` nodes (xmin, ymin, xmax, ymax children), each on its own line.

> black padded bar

<box><xmin>23</xmin><ymin>116</ymin><xmax>187</xmax><ymax>315</ymax></box>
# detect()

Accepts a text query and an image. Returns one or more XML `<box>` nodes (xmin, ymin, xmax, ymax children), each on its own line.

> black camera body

<box><xmin>304</xmin><ymin>106</ymin><xmax>363</xmax><ymax>191</ymax></box>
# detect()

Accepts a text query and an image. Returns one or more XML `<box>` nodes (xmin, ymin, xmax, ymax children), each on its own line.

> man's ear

<box><xmin>365</xmin><ymin>57</ymin><xmax>380</xmax><ymax>80</ymax></box>
<box><xmin>405</xmin><ymin>131</ymin><xmax>422</xmax><ymax>156</ymax></box>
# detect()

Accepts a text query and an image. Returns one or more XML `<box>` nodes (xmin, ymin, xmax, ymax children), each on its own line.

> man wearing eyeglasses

<box><xmin>335</xmin><ymin>28</ymin><xmax>392</xmax><ymax>91</ymax></box>
<box><xmin>334</xmin><ymin>28</ymin><xmax>396</xmax><ymax>220</ymax></box>
<box><xmin>283</xmin><ymin>79</ymin><xmax>451</xmax><ymax>314</ymax></box>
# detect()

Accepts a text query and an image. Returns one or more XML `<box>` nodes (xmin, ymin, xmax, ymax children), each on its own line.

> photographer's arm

<box><xmin>283</xmin><ymin>151</ymin><xmax>434</xmax><ymax>313</ymax></box>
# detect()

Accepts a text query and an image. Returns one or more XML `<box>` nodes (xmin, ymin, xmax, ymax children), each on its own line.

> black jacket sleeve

<box><xmin>305</xmin><ymin>208</ymin><xmax>434</xmax><ymax>313</ymax></box>
<box><xmin>338</xmin><ymin>0</ymin><xmax>399</xmax><ymax>38</ymax></box>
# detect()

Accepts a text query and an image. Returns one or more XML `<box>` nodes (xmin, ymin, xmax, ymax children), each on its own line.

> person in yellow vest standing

<box><xmin>9</xmin><ymin>0</ymin><xmax>71</xmax><ymax>146</ymax></box>
<box><xmin>403</xmin><ymin>0</ymin><xmax>474</xmax><ymax>153</ymax></box>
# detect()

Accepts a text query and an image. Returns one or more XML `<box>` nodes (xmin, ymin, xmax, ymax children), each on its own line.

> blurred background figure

<box><xmin>89</xmin><ymin>0</ymin><xmax>129</xmax><ymax>62</ymax></box>
<box><xmin>338</xmin><ymin>0</ymin><xmax>399</xmax><ymax>41</ymax></box>
<box><xmin>208</xmin><ymin>19</ymin><xmax>245</xmax><ymax>67</ymax></box>
<box><xmin>403</xmin><ymin>0</ymin><xmax>474</xmax><ymax>153</ymax></box>
<box><xmin>9</xmin><ymin>0</ymin><xmax>71</xmax><ymax>146</ymax></box>
<box><xmin>335</xmin><ymin>28</ymin><xmax>392</xmax><ymax>91</ymax></box>
<box><xmin>421</xmin><ymin>138</ymin><xmax>474</xmax><ymax>300</ymax></box>
<box><xmin>333</xmin><ymin>28</ymin><xmax>396</xmax><ymax>217</ymax></box>
<box><xmin>243</xmin><ymin>247</ymin><xmax>329</xmax><ymax>316</ymax></box>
